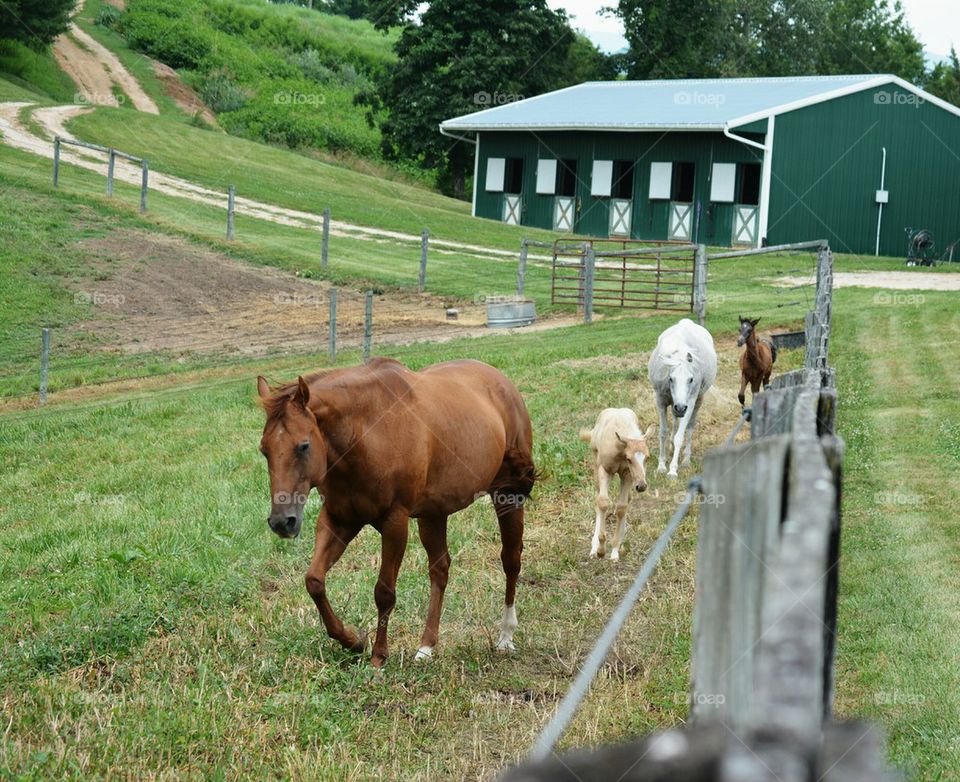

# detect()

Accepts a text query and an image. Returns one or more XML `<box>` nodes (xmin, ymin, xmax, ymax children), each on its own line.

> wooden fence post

<box><xmin>106</xmin><ymin>149</ymin><xmax>116</xmax><ymax>197</ymax></box>
<box><xmin>328</xmin><ymin>288</ymin><xmax>337</xmax><ymax>360</ymax></box>
<box><xmin>321</xmin><ymin>207</ymin><xmax>330</xmax><ymax>270</ymax></box>
<box><xmin>140</xmin><ymin>159</ymin><xmax>149</xmax><ymax>213</ymax></box>
<box><xmin>226</xmin><ymin>186</ymin><xmax>236</xmax><ymax>240</ymax></box>
<box><xmin>693</xmin><ymin>244</ymin><xmax>708</xmax><ymax>324</ymax></box>
<box><xmin>363</xmin><ymin>291</ymin><xmax>373</xmax><ymax>361</ymax></box>
<box><xmin>53</xmin><ymin>137</ymin><xmax>61</xmax><ymax>187</ymax></box>
<box><xmin>39</xmin><ymin>328</ymin><xmax>50</xmax><ymax>406</ymax></box>
<box><xmin>583</xmin><ymin>245</ymin><xmax>595</xmax><ymax>324</ymax></box>
<box><xmin>419</xmin><ymin>229</ymin><xmax>429</xmax><ymax>294</ymax></box>
<box><xmin>517</xmin><ymin>239</ymin><xmax>528</xmax><ymax>297</ymax></box>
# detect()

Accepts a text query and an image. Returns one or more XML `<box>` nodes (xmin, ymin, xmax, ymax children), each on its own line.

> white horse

<box><xmin>647</xmin><ymin>318</ymin><xmax>718</xmax><ymax>478</ymax></box>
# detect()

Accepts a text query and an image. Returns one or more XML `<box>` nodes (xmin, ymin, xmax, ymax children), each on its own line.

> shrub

<box><xmin>197</xmin><ymin>69</ymin><xmax>248</xmax><ymax>113</ymax></box>
<box><xmin>96</xmin><ymin>5</ymin><xmax>122</xmax><ymax>30</ymax></box>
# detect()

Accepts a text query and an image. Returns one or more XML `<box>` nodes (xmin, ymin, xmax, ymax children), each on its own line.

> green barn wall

<box><xmin>768</xmin><ymin>85</ymin><xmax>960</xmax><ymax>257</ymax></box>
<box><xmin>475</xmin><ymin>131</ymin><xmax>764</xmax><ymax>243</ymax></box>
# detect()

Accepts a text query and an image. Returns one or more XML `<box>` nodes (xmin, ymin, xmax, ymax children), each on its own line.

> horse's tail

<box><xmin>579</xmin><ymin>427</ymin><xmax>593</xmax><ymax>443</ymax></box>
<box><xmin>492</xmin><ymin>447</ymin><xmax>539</xmax><ymax>500</ymax></box>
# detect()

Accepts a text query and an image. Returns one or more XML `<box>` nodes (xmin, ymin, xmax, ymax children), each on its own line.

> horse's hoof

<box><xmin>610</xmin><ymin>550</ymin><xmax>620</xmax><ymax>561</ymax></box>
<box><xmin>657</xmin><ymin>465</ymin><xmax>667</xmax><ymax>475</ymax></box>
<box><xmin>371</xmin><ymin>655</ymin><xmax>387</xmax><ymax>669</ymax></box>
<box><xmin>414</xmin><ymin>646</ymin><xmax>433</xmax><ymax>662</ymax></box>
<box><xmin>343</xmin><ymin>626</ymin><xmax>366</xmax><ymax>654</ymax></box>
<box><xmin>667</xmin><ymin>470</ymin><xmax>679</xmax><ymax>480</ymax></box>
<box><xmin>495</xmin><ymin>639</ymin><xmax>516</xmax><ymax>653</ymax></box>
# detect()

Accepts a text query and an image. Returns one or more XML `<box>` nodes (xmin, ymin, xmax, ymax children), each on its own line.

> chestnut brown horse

<box><xmin>256</xmin><ymin>357</ymin><xmax>536</xmax><ymax>668</ymax></box>
<box><xmin>737</xmin><ymin>316</ymin><xmax>777</xmax><ymax>406</ymax></box>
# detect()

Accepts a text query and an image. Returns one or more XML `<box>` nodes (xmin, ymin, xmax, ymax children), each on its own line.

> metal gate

<box><xmin>551</xmin><ymin>238</ymin><xmax>696</xmax><ymax>312</ymax></box>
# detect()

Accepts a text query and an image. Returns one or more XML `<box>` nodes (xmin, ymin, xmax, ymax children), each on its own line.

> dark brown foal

<box><xmin>737</xmin><ymin>316</ymin><xmax>777</xmax><ymax>407</ymax></box>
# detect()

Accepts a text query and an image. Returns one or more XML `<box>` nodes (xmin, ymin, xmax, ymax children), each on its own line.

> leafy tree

<box><xmin>925</xmin><ymin>48</ymin><xmax>960</xmax><ymax>107</ymax></box>
<box><xmin>0</xmin><ymin>0</ymin><xmax>73</xmax><ymax>48</ymax></box>
<box><xmin>612</xmin><ymin>0</ymin><xmax>925</xmax><ymax>82</ymax></box>
<box><xmin>319</xmin><ymin>0</ymin><xmax>373</xmax><ymax>19</ymax></box>
<box><xmin>371</xmin><ymin>0</ymin><xmax>608</xmax><ymax>197</ymax></box>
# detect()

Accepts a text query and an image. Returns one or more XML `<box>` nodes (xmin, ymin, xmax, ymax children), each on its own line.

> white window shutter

<box><xmin>590</xmin><ymin>160</ymin><xmax>613</xmax><ymax>197</ymax></box>
<box><xmin>649</xmin><ymin>162</ymin><xmax>672</xmax><ymax>200</ymax></box>
<box><xmin>710</xmin><ymin>163</ymin><xmax>737</xmax><ymax>203</ymax></box>
<box><xmin>485</xmin><ymin>158</ymin><xmax>505</xmax><ymax>192</ymax></box>
<box><xmin>536</xmin><ymin>159</ymin><xmax>557</xmax><ymax>195</ymax></box>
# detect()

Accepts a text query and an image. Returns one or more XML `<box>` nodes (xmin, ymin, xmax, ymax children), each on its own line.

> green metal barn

<box><xmin>440</xmin><ymin>75</ymin><xmax>960</xmax><ymax>257</ymax></box>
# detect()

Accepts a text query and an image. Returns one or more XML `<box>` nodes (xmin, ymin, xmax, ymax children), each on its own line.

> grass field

<box><xmin>3</xmin><ymin>44</ymin><xmax>960</xmax><ymax>777</ymax></box>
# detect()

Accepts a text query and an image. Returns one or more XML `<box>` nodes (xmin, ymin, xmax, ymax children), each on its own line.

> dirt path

<box><xmin>52</xmin><ymin>1</ymin><xmax>159</xmax><ymax>114</ymax></box>
<box><xmin>775</xmin><ymin>270</ymin><xmax>960</xmax><ymax>290</ymax></box>
<box><xmin>0</xmin><ymin>100</ymin><xmax>549</xmax><ymax>265</ymax></box>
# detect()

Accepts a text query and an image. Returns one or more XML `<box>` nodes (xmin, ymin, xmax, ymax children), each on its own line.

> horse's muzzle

<box><xmin>634</xmin><ymin>481</ymin><xmax>647</xmax><ymax>493</ymax></box>
<box><xmin>673</xmin><ymin>404</ymin><xmax>688</xmax><ymax>417</ymax></box>
<box><xmin>268</xmin><ymin>513</ymin><xmax>302</xmax><ymax>538</ymax></box>
<box><xmin>736</xmin><ymin>336</ymin><xmax>746</xmax><ymax>346</ymax></box>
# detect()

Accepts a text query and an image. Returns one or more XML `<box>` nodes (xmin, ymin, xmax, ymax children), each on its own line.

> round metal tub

<box><xmin>486</xmin><ymin>298</ymin><xmax>536</xmax><ymax>329</ymax></box>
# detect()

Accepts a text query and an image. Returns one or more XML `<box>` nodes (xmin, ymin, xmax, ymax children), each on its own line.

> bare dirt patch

<box><xmin>67</xmin><ymin>230</ymin><xmax>561</xmax><ymax>357</ymax></box>
<box><xmin>152</xmin><ymin>62</ymin><xmax>218</xmax><ymax>126</ymax></box>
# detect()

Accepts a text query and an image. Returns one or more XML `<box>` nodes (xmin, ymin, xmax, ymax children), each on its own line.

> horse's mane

<box><xmin>258</xmin><ymin>358</ymin><xmax>408</xmax><ymax>421</ymax></box>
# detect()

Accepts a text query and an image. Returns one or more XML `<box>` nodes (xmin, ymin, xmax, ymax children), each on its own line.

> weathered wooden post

<box><xmin>328</xmin><ymin>287</ymin><xmax>337</xmax><ymax>360</ymax></box>
<box><xmin>321</xmin><ymin>207</ymin><xmax>330</xmax><ymax>270</ymax></box>
<box><xmin>517</xmin><ymin>239</ymin><xmax>529</xmax><ymax>297</ymax></box>
<box><xmin>693</xmin><ymin>244</ymin><xmax>708</xmax><ymax>325</ymax></box>
<box><xmin>140</xmin><ymin>159</ymin><xmax>149</xmax><ymax>213</ymax></box>
<box><xmin>363</xmin><ymin>290</ymin><xmax>373</xmax><ymax>361</ymax></box>
<box><xmin>39</xmin><ymin>328</ymin><xmax>50</xmax><ymax>406</ymax></box>
<box><xmin>583</xmin><ymin>244</ymin><xmax>595</xmax><ymax>324</ymax></box>
<box><xmin>106</xmin><ymin>149</ymin><xmax>116</xmax><ymax>197</ymax></box>
<box><xmin>226</xmin><ymin>186</ymin><xmax>236</xmax><ymax>240</ymax></box>
<box><xmin>53</xmin><ymin>137</ymin><xmax>61</xmax><ymax>187</ymax></box>
<box><xmin>419</xmin><ymin>229</ymin><xmax>429</xmax><ymax>294</ymax></box>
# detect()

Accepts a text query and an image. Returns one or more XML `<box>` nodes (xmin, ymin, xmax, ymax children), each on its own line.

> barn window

<box><xmin>709</xmin><ymin>163</ymin><xmax>736</xmax><ymax>203</ymax></box>
<box><xmin>649</xmin><ymin>162</ymin><xmax>672</xmax><ymax>199</ymax></box>
<box><xmin>671</xmin><ymin>162</ymin><xmax>695</xmax><ymax>202</ymax></box>
<box><xmin>556</xmin><ymin>159</ymin><xmax>578</xmax><ymax>197</ymax></box>
<box><xmin>536</xmin><ymin>159</ymin><xmax>557</xmax><ymax>194</ymax></box>
<box><xmin>485</xmin><ymin>157</ymin><xmax>505</xmax><ymax>192</ymax></box>
<box><xmin>612</xmin><ymin>160</ymin><xmax>635</xmax><ymax>199</ymax></box>
<box><xmin>590</xmin><ymin>160</ymin><xmax>613</xmax><ymax>197</ymax></box>
<box><xmin>738</xmin><ymin>163</ymin><xmax>762</xmax><ymax>205</ymax></box>
<box><xmin>504</xmin><ymin>158</ymin><xmax>524</xmax><ymax>194</ymax></box>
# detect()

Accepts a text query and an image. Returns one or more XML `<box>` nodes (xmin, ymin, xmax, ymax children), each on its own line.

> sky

<box><xmin>548</xmin><ymin>0</ymin><xmax>957</xmax><ymax>62</ymax></box>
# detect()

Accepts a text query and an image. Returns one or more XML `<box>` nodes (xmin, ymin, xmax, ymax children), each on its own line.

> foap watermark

<box><xmin>674</xmin><ymin>90</ymin><xmax>726</xmax><ymax>108</ymax></box>
<box><xmin>873</xmin><ymin>490</ymin><xmax>924</xmax><ymax>508</ymax></box>
<box><xmin>75</xmin><ymin>91</ymin><xmax>124</xmax><ymax>107</ymax></box>
<box><xmin>473</xmin><ymin>293</ymin><xmax>527</xmax><ymax>305</ymax></box>
<box><xmin>74</xmin><ymin>490</ymin><xmax>126</xmax><ymax>508</ymax></box>
<box><xmin>874</xmin><ymin>90</ymin><xmax>924</xmax><ymax>109</ymax></box>
<box><xmin>272</xmin><ymin>491</ymin><xmax>315</xmax><ymax>505</ymax></box>
<box><xmin>873</xmin><ymin>291</ymin><xmax>925</xmax><ymax>306</ymax></box>
<box><xmin>274</xmin><ymin>91</ymin><xmax>325</xmax><ymax>107</ymax></box>
<box><xmin>74</xmin><ymin>291</ymin><xmax>125</xmax><ymax>308</ymax></box>
<box><xmin>473</xmin><ymin>490</ymin><xmax>529</xmax><ymax>508</ymax></box>
<box><xmin>873</xmin><ymin>690</ymin><xmax>925</xmax><ymax>706</ymax></box>
<box><xmin>273</xmin><ymin>292</ymin><xmax>325</xmax><ymax>307</ymax></box>
<box><xmin>672</xmin><ymin>691</ymin><xmax>726</xmax><ymax>708</ymax></box>
<box><xmin>473</xmin><ymin>91</ymin><xmax>524</xmax><ymax>108</ymax></box>
<box><xmin>675</xmin><ymin>491</ymin><xmax>726</xmax><ymax>507</ymax></box>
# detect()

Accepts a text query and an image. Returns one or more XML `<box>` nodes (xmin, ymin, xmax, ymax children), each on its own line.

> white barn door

<box><xmin>554</xmin><ymin>197</ymin><xmax>575</xmax><ymax>231</ymax></box>
<box><xmin>733</xmin><ymin>205</ymin><xmax>759</xmax><ymax>245</ymax></box>
<box><xmin>669</xmin><ymin>202</ymin><xmax>693</xmax><ymax>240</ymax></box>
<box><xmin>609</xmin><ymin>199</ymin><xmax>632</xmax><ymax>236</ymax></box>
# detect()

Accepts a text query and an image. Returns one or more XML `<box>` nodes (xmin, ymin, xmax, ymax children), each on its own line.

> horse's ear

<box><xmin>257</xmin><ymin>376</ymin><xmax>271</xmax><ymax>399</ymax></box>
<box><xmin>294</xmin><ymin>376</ymin><xmax>311</xmax><ymax>408</ymax></box>
<box><xmin>686</xmin><ymin>351</ymin><xmax>694</xmax><ymax>363</ymax></box>
<box><xmin>752</xmin><ymin>317</ymin><xmax>761</xmax><ymax>326</ymax></box>
<box><xmin>644</xmin><ymin>424</ymin><xmax>656</xmax><ymax>441</ymax></box>
<box><xmin>739</xmin><ymin>314</ymin><xmax>744</xmax><ymax>322</ymax></box>
<box><xmin>615</xmin><ymin>431</ymin><xmax>626</xmax><ymax>444</ymax></box>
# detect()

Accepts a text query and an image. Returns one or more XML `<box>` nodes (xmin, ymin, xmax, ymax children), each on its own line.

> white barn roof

<box><xmin>440</xmin><ymin>74</ymin><xmax>958</xmax><ymax>133</ymax></box>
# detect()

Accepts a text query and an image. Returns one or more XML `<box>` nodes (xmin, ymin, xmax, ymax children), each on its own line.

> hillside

<box><xmin>97</xmin><ymin>0</ymin><xmax>397</xmax><ymax>162</ymax></box>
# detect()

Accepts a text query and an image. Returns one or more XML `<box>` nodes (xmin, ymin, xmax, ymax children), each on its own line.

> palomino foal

<box><xmin>580</xmin><ymin>408</ymin><xmax>655</xmax><ymax>560</ymax></box>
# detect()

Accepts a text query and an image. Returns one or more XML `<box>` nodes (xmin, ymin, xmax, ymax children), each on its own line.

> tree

<box><xmin>612</xmin><ymin>0</ymin><xmax>926</xmax><ymax>82</ymax></box>
<box><xmin>925</xmin><ymin>48</ymin><xmax>960</xmax><ymax>107</ymax></box>
<box><xmin>371</xmin><ymin>0</ymin><xmax>608</xmax><ymax>198</ymax></box>
<box><xmin>0</xmin><ymin>0</ymin><xmax>73</xmax><ymax>48</ymax></box>
<box><xmin>319</xmin><ymin>0</ymin><xmax>373</xmax><ymax>19</ymax></box>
